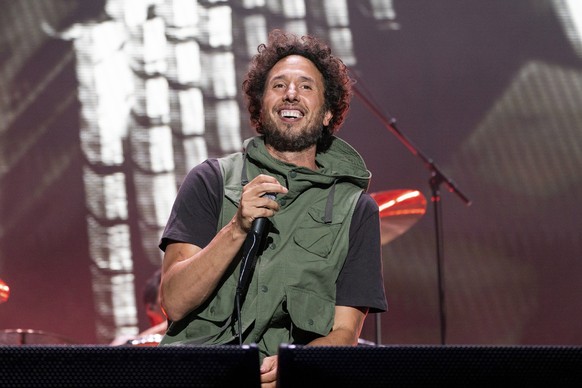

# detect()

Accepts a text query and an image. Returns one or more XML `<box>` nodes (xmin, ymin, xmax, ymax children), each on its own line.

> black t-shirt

<box><xmin>160</xmin><ymin>159</ymin><xmax>387</xmax><ymax>313</ymax></box>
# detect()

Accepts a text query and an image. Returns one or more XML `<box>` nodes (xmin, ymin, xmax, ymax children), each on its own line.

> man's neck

<box><xmin>265</xmin><ymin>144</ymin><xmax>318</xmax><ymax>170</ymax></box>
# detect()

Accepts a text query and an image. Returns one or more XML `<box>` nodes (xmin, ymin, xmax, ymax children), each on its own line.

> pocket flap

<box><xmin>293</xmin><ymin>207</ymin><xmax>340</xmax><ymax>257</ymax></box>
<box><xmin>286</xmin><ymin>285</ymin><xmax>334</xmax><ymax>336</ymax></box>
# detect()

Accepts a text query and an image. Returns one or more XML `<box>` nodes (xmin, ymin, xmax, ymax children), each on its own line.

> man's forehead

<box><xmin>267</xmin><ymin>55</ymin><xmax>322</xmax><ymax>81</ymax></box>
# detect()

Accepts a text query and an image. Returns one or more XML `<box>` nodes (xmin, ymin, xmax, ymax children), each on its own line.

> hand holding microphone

<box><xmin>249</xmin><ymin>192</ymin><xmax>276</xmax><ymax>236</ymax></box>
<box><xmin>237</xmin><ymin>174</ymin><xmax>288</xmax><ymax>234</ymax></box>
<box><xmin>237</xmin><ymin>174</ymin><xmax>287</xmax><ymax>286</ymax></box>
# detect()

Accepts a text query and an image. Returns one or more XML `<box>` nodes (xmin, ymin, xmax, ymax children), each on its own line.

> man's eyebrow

<box><xmin>268</xmin><ymin>74</ymin><xmax>316</xmax><ymax>83</ymax></box>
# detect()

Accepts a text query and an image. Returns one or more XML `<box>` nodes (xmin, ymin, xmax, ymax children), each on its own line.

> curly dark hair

<box><xmin>242</xmin><ymin>29</ymin><xmax>353</xmax><ymax>152</ymax></box>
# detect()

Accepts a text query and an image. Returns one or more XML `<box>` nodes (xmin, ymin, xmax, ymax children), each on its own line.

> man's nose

<box><xmin>284</xmin><ymin>84</ymin><xmax>298</xmax><ymax>101</ymax></box>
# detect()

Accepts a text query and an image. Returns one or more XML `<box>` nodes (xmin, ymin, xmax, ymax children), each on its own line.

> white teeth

<box><xmin>280</xmin><ymin>109</ymin><xmax>303</xmax><ymax>118</ymax></box>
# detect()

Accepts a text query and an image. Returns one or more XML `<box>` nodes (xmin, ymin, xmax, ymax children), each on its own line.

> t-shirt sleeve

<box><xmin>158</xmin><ymin>159</ymin><xmax>222</xmax><ymax>252</ymax></box>
<box><xmin>336</xmin><ymin>192</ymin><xmax>388</xmax><ymax>313</ymax></box>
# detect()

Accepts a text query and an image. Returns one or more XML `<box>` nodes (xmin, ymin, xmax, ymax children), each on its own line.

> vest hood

<box><xmin>242</xmin><ymin>136</ymin><xmax>371</xmax><ymax>192</ymax></box>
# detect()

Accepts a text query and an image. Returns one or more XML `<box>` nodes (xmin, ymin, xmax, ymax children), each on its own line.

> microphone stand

<box><xmin>352</xmin><ymin>83</ymin><xmax>472</xmax><ymax>346</ymax></box>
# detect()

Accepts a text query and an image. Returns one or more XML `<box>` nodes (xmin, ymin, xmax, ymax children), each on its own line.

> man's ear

<box><xmin>323</xmin><ymin>110</ymin><xmax>332</xmax><ymax>126</ymax></box>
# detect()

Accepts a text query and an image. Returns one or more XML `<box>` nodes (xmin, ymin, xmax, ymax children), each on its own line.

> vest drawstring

<box><xmin>241</xmin><ymin>149</ymin><xmax>249</xmax><ymax>186</ymax></box>
<box><xmin>323</xmin><ymin>179</ymin><xmax>337</xmax><ymax>224</ymax></box>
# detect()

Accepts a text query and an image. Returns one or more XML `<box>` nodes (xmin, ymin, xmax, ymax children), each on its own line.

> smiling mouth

<box><xmin>279</xmin><ymin>109</ymin><xmax>304</xmax><ymax>120</ymax></box>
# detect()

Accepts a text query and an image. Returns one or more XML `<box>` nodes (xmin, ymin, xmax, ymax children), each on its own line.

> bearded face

<box><xmin>260</xmin><ymin>106</ymin><xmax>327</xmax><ymax>152</ymax></box>
<box><xmin>259</xmin><ymin>55</ymin><xmax>332</xmax><ymax>153</ymax></box>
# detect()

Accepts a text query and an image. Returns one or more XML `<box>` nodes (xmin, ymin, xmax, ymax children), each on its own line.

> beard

<box><xmin>260</xmin><ymin>108</ymin><xmax>327</xmax><ymax>152</ymax></box>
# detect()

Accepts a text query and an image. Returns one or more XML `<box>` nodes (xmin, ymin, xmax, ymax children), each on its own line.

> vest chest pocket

<box><xmin>293</xmin><ymin>206</ymin><xmax>342</xmax><ymax>258</ymax></box>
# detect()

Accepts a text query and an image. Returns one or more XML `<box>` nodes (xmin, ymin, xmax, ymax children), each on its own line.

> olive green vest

<box><xmin>160</xmin><ymin>136</ymin><xmax>371</xmax><ymax>360</ymax></box>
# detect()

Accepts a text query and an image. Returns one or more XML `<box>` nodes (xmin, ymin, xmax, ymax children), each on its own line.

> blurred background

<box><xmin>0</xmin><ymin>0</ymin><xmax>581</xmax><ymax>346</ymax></box>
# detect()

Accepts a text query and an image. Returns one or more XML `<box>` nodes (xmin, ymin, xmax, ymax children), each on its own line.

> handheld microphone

<box><xmin>248</xmin><ymin>193</ymin><xmax>276</xmax><ymax>238</ymax></box>
<box><xmin>238</xmin><ymin>193</ymin><xmax>276</xmax><ymax>293</ymax></box>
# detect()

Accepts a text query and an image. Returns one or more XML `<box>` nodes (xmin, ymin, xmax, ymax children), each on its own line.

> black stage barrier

<box><xmin>0</xmin><ymin>344</ymin><xmax>260</xmax><ymax>387</ymax></box>
<box><xmin>277</xmin><ymin>344</ymin><xmax>582</xmax><ymax>387</ymax></box>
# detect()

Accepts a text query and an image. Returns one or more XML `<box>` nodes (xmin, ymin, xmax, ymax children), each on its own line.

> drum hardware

<box><xmin>0</xmin><ymin>328</ymin><xmax>77</xmax><ymax>345</ymax></box>
<box><xmin>0</xmin><ymin>277</ymin><xmax>9</xmax><ymax>304</ymax></box>
<box><xmin>370</xmin><ymin>189</ymin><xmax>427</xmax><ymax>245</ymax></box>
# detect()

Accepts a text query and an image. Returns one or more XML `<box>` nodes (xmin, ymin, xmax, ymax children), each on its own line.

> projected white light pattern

<box><xmin>557</xmin><ymin>0</ymin><xmax>582</xmax><ymax>58</ymax></box>
<box><xmin>64</xmin><ymin>0</ymin><xmax>365</xmax><ymax>342</ymax></box>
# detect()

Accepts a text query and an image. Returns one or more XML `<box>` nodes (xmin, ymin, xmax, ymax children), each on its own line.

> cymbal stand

<box><xmin>352</xmin><ymin>80</ymin><xmax>471</xmax><ymax>345</ymax></box>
